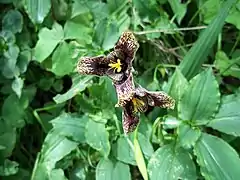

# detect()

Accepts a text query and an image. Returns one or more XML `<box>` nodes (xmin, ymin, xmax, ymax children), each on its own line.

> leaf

<box><xmin>164</xmin><ymin>68</ymin><xmax>188</xmax><ymax>101</ymax></box>
<box><xmin>147</xmin><ymin>144</ymin><xmax>197</xmax><ymax>180</ymax></box>
<box><xmin>116</xmin><ymin>133</ymin><xmax>154</xmax><ymax>165</ymax></box>
<box><xmin>93</xmin><ymin>18</ymin><xmax>120</xmax><ymax>50</ymax></box>
<box><xmin>2</xmin><ymin>10</ymin><xmax>23</xmax><ymax>34</ymax></box>
<box><xmin>51</xmin><ymin>112</ymin><xmax>88</xmax><ymax>143</ymax></box>
<box><xmin>0</xmin><ymin>159</ymin><xmax>19</xmax><ymax>176</ymax></box>
<box><xmin>162</xmin><ymin>115</ymin><xmax>181</xmax><ymax>129</ymax></box>
<box><xmin>2</xmin><ymin>44</ymin><xmax>20</xmax><ymax>79</ymax></box>
<box><xmin>39</xmin><ymin>130</ymin><xmax>78</xmax><ymax>169</ymax></box>
<box><xmin>50</xmin><ymin>169</ymin><xmax>67</xmax><ymax>180</ymax></box>
<box><xmin>12</xmin><ymin>76</ymin><xmax>24</xmax><ymax>98</ymax></box>
<box><xmin>215</xmin><ymin>50</ymin><xmax>240</xmax><ymax>78</ymax></box>
<box><xmin>179</xmin><ymin>0</ymin><xmax>237</xmax><ymax>80</ymax></box>
<box><xmin>96</xmin><ymin>158</ymin><xmax>131</xmax><ymax>180</ymax></box>
<box><xmin>178</xmin><ymin>68</ymin><xmax>220</xmax><ymax>122</ymax></box>
<box><xmin>194</xmin><ymin>133</ymin><xmax>240</xmax><ymax>180</ymax></box>
<box><xmin>64</xmin><ymin>20</ymin><xmax>92</xmax><ymax>44</ymax></box>
<box><xmin>85</xmin><ymin>119</ymin><xmax>110</xmax><ymax>157</ymax></box>
<box><xmin>50</xmin><ymin>41</ymin><xmax>75</xmax><ymax>76</ymax></box>
<box><xmin>134</xmin><ymin>132</ymin><xmax>148</xmax><ymax>180</ymax></box>
<box><xmin>168</xmin><ymin>0</ymin><xmax>187</xmax><ymax>24</ymax></box>
<box><xmin>53</xmin><ymin>75</ymin><xmax>92</xmax><ymax>104</ymax></box>
<box><xmin>177</xmin><ymin>123</ymin><xmax>201</xmax><ymax>149</ymax></box>
<box><xmin>24</xmin><ymin>0</ymin><xmax>51</xmax><ymax>24</ymax></box>
<box><xmin>34</xmin><ymin>22</ymin><xmax>64</xmax><ymax>63</ymax></box>
<box><xmin>207</xmin><ymin>95</ymin><xmax>240</xmax><ymax>136</ymax></box>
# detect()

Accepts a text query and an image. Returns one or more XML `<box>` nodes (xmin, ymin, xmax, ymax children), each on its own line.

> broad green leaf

<box><xmin>53</xmin><ymin>75</ymin><xmax>92</xmax><ymax>104</ymax></box>
<box><xmin>93</xmin><ymin>19</ymin><xmax>120</xmax><ymax>50</ymax></box>
<box><xmin>71</xmin><ymin>0</ymin><xmax>90</xmax><ymax>18</ymax></box>
<box><xmin>215</xmin><ymin>50</ymin><xmax>240</xmax><ymax>78</ymax></box>
<box><xmin>24</xmin><ymin>0</ymin><xmax>51</xmax><ymax>24</ymax></box>
<box><xmin>50</xmin><ymin>41</ymin><xmax>75</xmax><ymax>76</ymax></box>
<box><xmin>0</xmin><ymin>159</ymin><xmax>19</xmax><ymax>176</ymax></box>
<box><xmin>51</xmin><ymin>113</ymin><xmax>88</xmax><ymax>143</ymax></box>
<box><xmin>64</xmin><ymin>20</ymin><xmax>92</xmax><ymax>44</ymax></box>
<box><xmin>50</xmin><ymin>169</ymin><xmax>67</xmax><ymax>180</ymax></box>
<box><xmin>194</xmin><ymin>133</ymin><xmax>240</xmax><ymax>180</ymax></box>
<box><xmin>85</xmin><ymin>120</ymin><xmax>110</xmax><ymax>157</ymax></box>
<box><xmin>0</xmin><ymin>30</ymin><xmax>15</xmax><ymax>45</ymax></box>
<box><xmin>207</xmin><ymin>95</ymin><xmax>240</xmax><ymax>136</ymax></box>
<box><xmin>162</xmin><ymin>115</ymin><xmax>181</xmax><ymax>129</ymax></box>
<box><xmin>116</xmin><ymin>133</ymin><xmax>154</xmax><ymax>165</ymax></box>
<box><xmin>12</xmin><ymin>76</ymin><xmax>24</xmax><ymax>98</ymax></box>
<box><xmin>34</xmin><ymin>22</ymin><xmax>64</xmax><ymax>63</ymax></box>
<box><xmin>179</xmin><ymin>0</ymin><xmax>237</xmax><ymax>80</ymax></box>
<box><xmin>134</xmin><ymin>132</ymin><xmax>148</xmax><ymax>180</ymax></box>
<box><xmin>177</xmin><ymin>123</ymin><xmax>201</xmax><ymax>149</ymax></box>
<box><xmin>2</xmin><ymin>44</ymin><xmax>20</xmax><ymax>78</ymax></box>
<box><xmin>2</xmin><ymin>10</ymin><xmax>23</xmax><ymax>34</ymax></box>
<box><xmin>147</xmin><ymin>144</ymin><xmax>197</xmax><ymax>180</ymax></box>
<box><xmin>164</xmin><ymin>68</ymin><xmax>189</xmax><ymax>113</ymax></box>
<box><xmin>96</xmin><ymin>158</ymin><xmax>131</xmax><ymax>180</ymax></box>
<box><xmin>178</xmin><ymin>69</ymin><xmax>220</xmax><ymax>122</ymax></box>
<box><xmin>168</xmin><ymin>0</ymin><xmax>187</xmax><ymax>24</ymax></box>
<box><xmin>39</xmin><ymin>130</ymin><xmax>78</xmax><ymax>169</ymax></box>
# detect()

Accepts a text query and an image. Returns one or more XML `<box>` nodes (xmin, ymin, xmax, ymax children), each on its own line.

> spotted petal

<box><xmin>122</xmin><ymin>102</ymin><xmax>139</xmax><ymax>133</ymax></box>
<box><xmin>77</xmin><ymin>56</ymin><xmax>110</xmax><ymax>76</ymax></box>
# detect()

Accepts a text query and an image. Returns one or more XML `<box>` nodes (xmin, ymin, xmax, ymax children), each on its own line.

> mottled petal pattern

<box><xmin>122</xmin><ymin>102</ymin><xmax>139</xmax><ymax>133</ymax></box>
<box><xmin>114</xmin><ymin>31</ymin><xmax>139</xmax><ymax>62</ymax></box>
<box><xmin>146</xmin><ymin>91</ymin><xmax>175</xmax><ymax>109</ymax></box>
<box><xmin>77</xmin><ymin>56</ymin><xmax>109</xmax><ymax>76</ymax></box>
<box><xmin>114</xmin><ymin>74</ymin><xmax>135</xmax><ymax>107</ymax></box>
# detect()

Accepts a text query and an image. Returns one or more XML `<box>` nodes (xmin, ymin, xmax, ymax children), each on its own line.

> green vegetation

<box><xmin>0</xmin><ymin>0</ymin><xmax>240</xmax><ymax>180</ymax></box>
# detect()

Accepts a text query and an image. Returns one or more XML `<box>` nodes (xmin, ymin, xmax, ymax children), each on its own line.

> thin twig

<box><xmin>134</xmin><ymin>26</ymin><xmax>207</xmax><ymax>35</ymax></box>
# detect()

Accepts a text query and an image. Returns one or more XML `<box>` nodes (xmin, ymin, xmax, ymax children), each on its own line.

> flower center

<box><xmin>132</xmin><ymin>97</ymin><xmax>146</xmax><ymax>113</ymax></box>
<box><xmin>108</xmin><ymin>59</ymin><xmax>122</xmax><ymax>73</ymax></box>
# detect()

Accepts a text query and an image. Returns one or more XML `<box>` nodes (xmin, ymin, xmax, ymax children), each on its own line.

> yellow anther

<box><xmin>132</xmin><ymin>98</ymin><xmax>146</xmax><ymax>113</ymax></box>
<box><xmin>108</xmin><ymin>59</ymin><xmax>122</xmax><ymax>73</ymax></box>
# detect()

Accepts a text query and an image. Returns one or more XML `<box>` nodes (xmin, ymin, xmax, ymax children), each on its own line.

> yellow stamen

<box><xmin>132</xmin><ymin>97</ymin><xmax>146</xmax><ymax>113</ymax></box>
<box><xmin>108</xmin><ymin>59</ymin><xmax>122</xmax><ymax>73</ymax></box>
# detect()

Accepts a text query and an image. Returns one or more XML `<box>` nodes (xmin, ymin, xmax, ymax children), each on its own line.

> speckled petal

<box><xmin>77</xmin><ymin>56</ymin><xmax>109</xmax><ymax>76</ymax></box>
<box><xmin>147</xmin><ymin>91</ymin><xmax>175</xmax><ymax>109</ymax></box>
<box><xmin>122</xmin><ymin>102</ymin><xmax>139</xmax><ymax>133</ymax></box>
<box><xmin>114</xmin><ymin>73</ymin><xmax>135</xmax><ymax>107</ymax></box>
<box><xmin>114</xmin><ymin>31</ymin><xmax>139</xmax><ymax>62</ymax></box>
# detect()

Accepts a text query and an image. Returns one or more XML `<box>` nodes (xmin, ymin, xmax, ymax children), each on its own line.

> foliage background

<box><xmin>0</xmin><ymin>0</ymin><xmax>240</xmax><ymax>180</ymax></box>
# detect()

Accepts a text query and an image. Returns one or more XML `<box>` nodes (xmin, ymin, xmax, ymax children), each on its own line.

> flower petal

<box><xmin>147</xmin><ymin>91</ymin><xmax>175</xmax><ymax>109</ymax></box>
<box><xmin>122</xmin><ymin>102</ymin><xmax>139</xmax><ymax>133</ymax></box>
<box><xmin>114</xmin><ymin>31</ymin><xmax>139</xmax><ymax>62</ymax></box>
<box><xmin>77</xmin><ymin>56</ymin><xmax>109</xmax><ymax>76</ymax></box>
<box><xmin>114</xmin><ymin>73</ymin><xmax>135</xmax><ymax>107</ymax></box>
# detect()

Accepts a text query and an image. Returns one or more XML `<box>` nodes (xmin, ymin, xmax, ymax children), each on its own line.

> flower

<box><xmin>121</xmin><ymin>86</ymin><xmax>175</xmax><ymax>133</ymax></box>
<box><xmin>77</xmin><ymin>31</ymin><xmax>139</xmax><ymax>83</ymax></box>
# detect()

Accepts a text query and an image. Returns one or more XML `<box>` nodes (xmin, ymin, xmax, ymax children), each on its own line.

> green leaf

<box><xmin>2</xmin><ymin>44</ymin><xmax>20</xmax><ymax>79</ymax></box>
<box><xmin>2</xmin><ymin>10</ymin><xmax>23</xmax><ymax>34</ymax></box>
<box><xmin>93</xmin><ymin>18</ymin><xmax>120</xmax><ymax>50</ymax></box>
<box><xmin>207</xmin><ymin>95</ymin><xmax>240</xmax><ymax>136</ymax></box>
<box><xmin>24</xmin><ymin>0</ymin><xmax>51</xmax><ymax>24</ymax></box>
<box><xmin>12</xmin><ymin>76</ymin><xmax>24</xmax><ymax>98</ymax></box>
<box><xmin>34</xmin><ymin>22</ymin><xmax>64</xmax><ymax>63</ymax></box>
<box><xmin>51</xmin><ymin>113</ymin><xmax>88</xmax><ymax>143</ymax></box>
<box><xmin>39</xmin><ymin>130</ymin><xmax>78</xmax><ymax>169</ymax></box>
<box><xmin>177</xmin><ymin>123</ymin><xmax>201</xmax><ymax>149</ymax></box>
<box><xmin>85</xmin><ymin>119</ymin><xmax>110</xmax><ymax>157</ymax></box>
<box><xmin>215</xmin><ymin>50</ymin><xmax>240</xmax><ymax>78</ymax></box>
<box><xmin>165</xmin><ymin>68</ymin><xmax>188</xmax><ymax>101</ymax></box>
<box><xmin>194</xmin><ymin>133</ymin><xmax>240</xmax><ymax>180</ymax></box>
<box><xmin>49</xmin><ymin>169</ymin><xmax>67</xmax><ymax>180</ymax></box>
<box><xmin>0</xmin><ymin>159</ymin><xmax>19</xmax><ymax>176</ymax></box>
<box><xmin>134</xmin><ymin>132</ymin><xmax>148</xmax><ymax>180</ymax></box>
<box><xmin>53</xmin><ymin>75</ymin><xmax>92</xmax><ymax>104</ymax></box>
<box><xmin>178</xmin><ymin>69</ymin><xmax>220</xmax><ymax>122</ymax></box>
<box><xmin>179</xmin><ymin>0</ymin><xmax>237</xmax><ymax>80</ymax></box>
<box><xmin>147</xmin><ymin>144</ymin><xmax>197</xmax><ymax>180</ymax></box>
<box><xmin>50</xmin><ymin>41</ymin><xmax>75</xmax><ymax>76</ymax></box>
<box><xmin>162</xmin><ymin>115</ymin><xmax>181</xmax><ymax>129</ymax></box>
<box><xmin>116</xmin><ymin>133</ymin><xmax>154</xmax><ymax>165</ymax></box>
<box><xmin>168</xmin><ymin>0</ymin><xmax>187</xmax><ymax>24</ymax></box>
<box><xmin>64</xmin><ymin>20</ymin><xmax>92</xmax><ymax>44</ymax></box>
<box><xmin>96</xmin><ymin>158</ymin><xmax>131</xmax><ymax>180</ymax></box>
